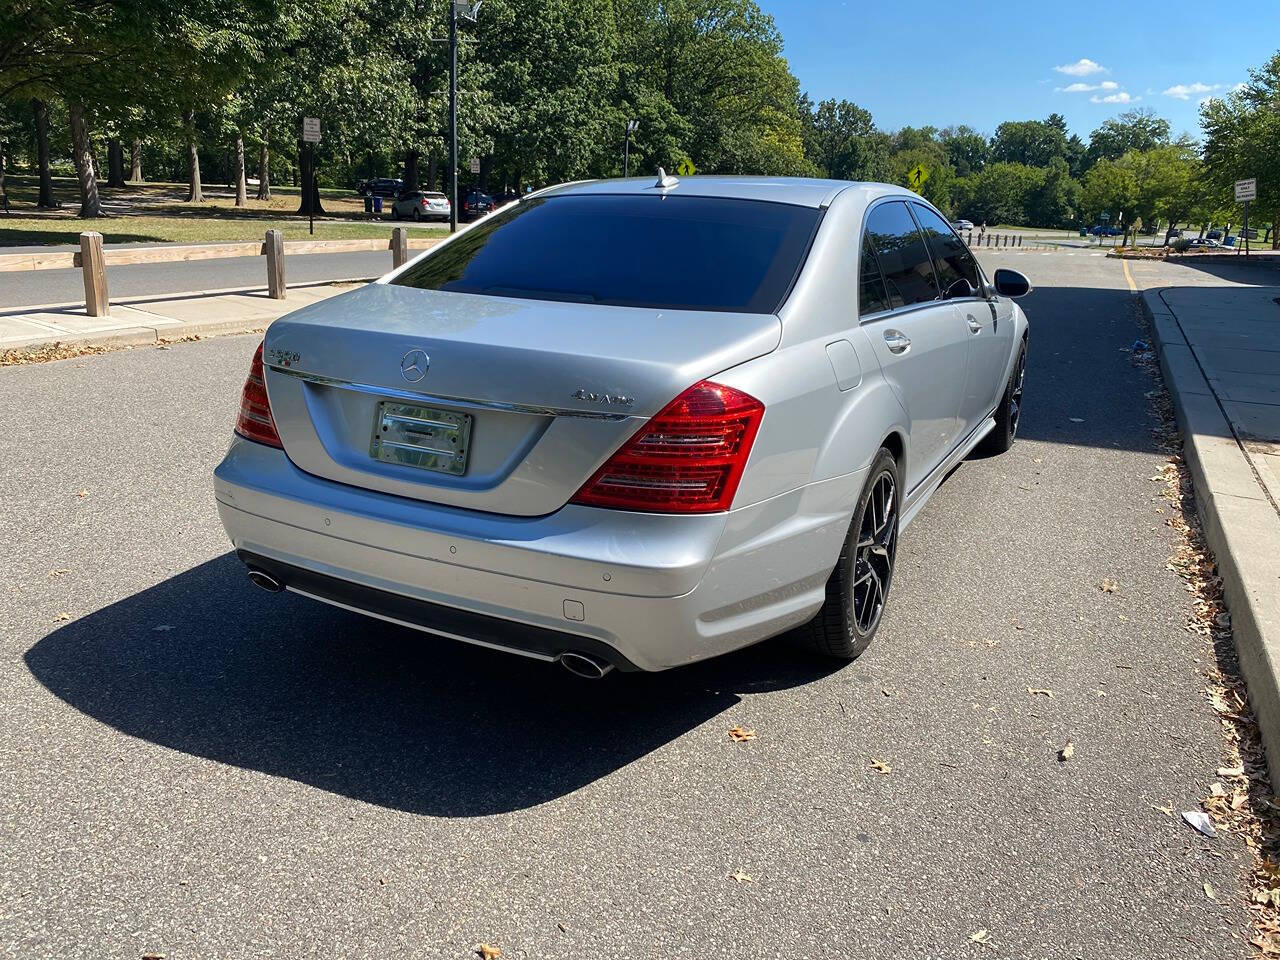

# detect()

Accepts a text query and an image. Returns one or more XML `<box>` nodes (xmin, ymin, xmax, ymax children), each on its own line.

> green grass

<box><xmin>0</xmin><ymin>215</ymin><xmax>447</xmax><ymax>246</ymax></box>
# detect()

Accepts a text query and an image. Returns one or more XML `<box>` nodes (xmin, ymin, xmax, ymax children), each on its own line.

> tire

<box><xmin>976</xmin><ymin>339</ymin><xmax>1027</xmax><ymax>456</ymax></box>
<box><xmin>412</xmin><ymin>207</ymin><xmax>421</xmax><ymax>222</ymax></box>
<box><xmin>795</xmin><ymin>448</ymin><xmax>900</xmax><ymax>660</ymax></box>
<box><xmin>390</xmin><ymin>206</ymin><xmax>400</xmax><ymax>220</ymax></box>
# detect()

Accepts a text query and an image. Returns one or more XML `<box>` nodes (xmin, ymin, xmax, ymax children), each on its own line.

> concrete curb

<box><xmin>1110</xmin><ymin>250</ymin><xmax>1280</xmax><ymax>268</ymax></box>
<box><xmin>1143</xmin><ymin>289</ymin><xmax>1280</xmax><ymax>779</ymax></box>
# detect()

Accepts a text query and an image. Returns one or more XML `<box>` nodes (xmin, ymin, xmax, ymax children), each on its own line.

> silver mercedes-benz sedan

<box><xmin>214</xmin><ymin>175</ymin><xmax>1031</xmax><ymax>676</ymax></box>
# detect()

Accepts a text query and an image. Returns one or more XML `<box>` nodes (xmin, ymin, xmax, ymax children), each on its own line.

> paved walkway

<box><xmin>0</xmin><ymin>281</ymin><xmax>362</xmax><ymax>356</ymax></box>
<box><xmin>1158</xmin><ymin>283</ymin><xmax>1280</xmax><ymax>510</ymax></box>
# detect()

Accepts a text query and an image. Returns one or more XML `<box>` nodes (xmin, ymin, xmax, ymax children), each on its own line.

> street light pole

<box><xmin>623</xmin><ymin>119</ymin><xmax>638</xmax><ymax>178</ymax></box>
<box><xmin>448</xmin><ymin>1</ymin><xmax>458</xmax><ymax>233</ymax></box>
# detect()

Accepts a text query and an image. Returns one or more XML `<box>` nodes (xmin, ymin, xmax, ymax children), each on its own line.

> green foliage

<box><xmin>1202</xmin><ymin>52</ymin><xmax>1280</xmax><ymax>244</ymax></box>
<box><xmin>802</xmin><ymin>97</ymin><xmax>890</xmax><ymax>181</ymax></box>
<box><xmin>1080</xmin><ymin>159</ymin><xmax>1137</xmax><ymax>225</ymax></box>
<box><xmin>990</xmin><ymin>117</ymin><xmax>1069</xmax><ymax>168</ymax></box>
<box><xmin>1084</xmin><ymin>108</ymin><xmax>1171</xmax><ymax>168</ymax></box>
<box><xmin>964</xmin><ymin>163</ymin><xmax>1046</xmax><ymax>225</ymax></box>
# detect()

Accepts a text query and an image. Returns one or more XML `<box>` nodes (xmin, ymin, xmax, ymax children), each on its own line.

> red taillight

<box><xmin>234</xmin><ymin>341</ymin><xmax>282</xmax><ymax>448</ymax></box>
<box><xmin>570</xmin><ymin>381</ymin><xmax>764</xmax><ymax>514</ymax></box>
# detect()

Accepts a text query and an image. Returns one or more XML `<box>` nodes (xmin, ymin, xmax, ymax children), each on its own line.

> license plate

<box><xmin>370</xmin><ymin>401</ymin><xmax>472</xmax><ymax>475</ymax></box>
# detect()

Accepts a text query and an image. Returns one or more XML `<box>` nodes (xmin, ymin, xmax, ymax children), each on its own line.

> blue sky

<box><xmin>765</xmin><ymin>0</ymin><xmax>1280</xmax><ymax>141</ymax></box>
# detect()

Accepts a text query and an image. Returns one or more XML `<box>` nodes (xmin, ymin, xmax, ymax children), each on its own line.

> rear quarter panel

<box><xmin>717</xmin><ymin>186</ymin><xmax>909</xmax><ymax>510</ymax></box>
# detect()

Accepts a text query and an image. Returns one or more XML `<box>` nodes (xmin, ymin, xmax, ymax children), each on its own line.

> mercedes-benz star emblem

<box><xmin>400</xmin><ymin>348</ymin><xmax>430</xmax><ymax>383</ymax></box>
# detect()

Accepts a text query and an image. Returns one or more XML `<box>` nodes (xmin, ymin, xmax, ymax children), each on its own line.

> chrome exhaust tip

<box><xmin>559</xmin><ymin>651</ymin><xmax>614</xmax><ymax>680</ymax></box>
<box><xmin>247</xmin><ymin>568</ymin><xmax>284</xmax><ymax>593</ymax></box>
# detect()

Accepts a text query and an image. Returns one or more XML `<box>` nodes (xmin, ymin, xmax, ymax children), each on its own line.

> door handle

<box><xmin>883</xmin><ymin>330</ymin><xmax>911</xmax><ymax>354</ymax></box>
<box><xmin>966</xmin><ymin>316</ymin><xmax>983</xmax><ymax>334</ymax></box>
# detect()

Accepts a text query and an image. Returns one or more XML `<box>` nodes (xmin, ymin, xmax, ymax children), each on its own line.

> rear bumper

<box><xmin>213</xmin><ymin>437</ymin><xmax>860</xmax><ymax>670</ymax></box>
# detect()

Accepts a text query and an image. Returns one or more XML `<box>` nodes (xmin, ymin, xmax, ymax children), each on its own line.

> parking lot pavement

<box><xmin>0</xmin><ymin>251</ymin><xmax>1255</xmax><ymax>958</ymax></box>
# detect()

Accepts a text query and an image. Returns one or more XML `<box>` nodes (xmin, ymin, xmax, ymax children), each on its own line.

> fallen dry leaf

<box><xmin>75</xmin><ymin>489</ymin><xmax>90</xmax><ymax>498</ymax></box>
<box><xmin>869</xmin><ymin>758</ymin><xmax>892</xmax><ymax>775</ymax></box>
<box><xmin>1153</xmin><ymin>803</ymin><xmax>1175</xmax><ymax>817</ymax></box>
<box><xmin>728</xmin><ymin>871</ymin><xmax>755</xmax><ymax>884</ymax></box>
<box><xmin>1100</xmin><ymin>578</ymin><xmax>1119</xmax><ymax>593</ymax></box>
<box><xmin>473</xmin><ymin>944</ymin><xmax>501</xmax><ymax>960</ymax></box>
<box><xmin>1232</xmin><ymin>792</ymin><xmax>1249</xmax><ymax>812</ymax></box>
<box><xmin>1058</xmin><ymin>741</ymin><xmax>1075</xmax><ymax>762</ymax></box>
<box><xmin>969</xmin><ymin>929</ymin><xmax>992</xmax><ymax>945</ymax></box>
<box><xmin>1209</xmin><ymin>782</ymin><xmax>1227</xmax><ymax>798</ymax></box>
<box><xmin>1204</xmin><ymin>881</ymin><xmax>1217</xmax><ymax>900</ymax></box>
<box><xmin>1218</xmin><ymin>766</ymin><xmax>1245</xmax><ymax>778</ymax></box>
<box><xmin>52</xmin><ymin>612</ymin><xmax>71</xmax><ymax>623</ymax></box>
<box><xmin>727</xmin><ymin>725</ymin><xmax>756</xmax><ymax>743</ymax></box>
<box><xmin>141</xmin><ymin>954</ymin><xmax>166</xmax><ymax>960</ymax></box>
<box><xmin>1027</xmin><ymin>687</ymin><xmax>1054</xmax><ymax>698</ymax></box>
<box><xmin>49</xmin><ymin>568</ymin><xmax>71</xmax><ymax>577</ymax></box>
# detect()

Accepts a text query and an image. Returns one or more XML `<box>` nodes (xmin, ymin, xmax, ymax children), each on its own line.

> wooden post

<box><xmin>391</xmin><ymin>226</ymin><xmax>408</xmax><ymax>269</ymax></box>
<box><xmin>265</xmin><ymin>228</ymin><xmax>285</xmax><ymax>299</ymax></box>
<box><xmin>79</xmin><ymin>231</ymin><xmax>108</xmax><ymax>316</ymax></box>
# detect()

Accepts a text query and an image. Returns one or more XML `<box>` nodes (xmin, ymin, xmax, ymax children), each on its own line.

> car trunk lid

<box><xmin>262</xmin><ymin>283</ymin><xmax>781</xmax><ymax>516</ymax></box>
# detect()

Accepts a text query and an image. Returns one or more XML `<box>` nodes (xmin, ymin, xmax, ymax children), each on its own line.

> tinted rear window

<box><xmin>392</xmin><ymin>193</ymin><xmax>822</xmax><ymax>313</ymax></box>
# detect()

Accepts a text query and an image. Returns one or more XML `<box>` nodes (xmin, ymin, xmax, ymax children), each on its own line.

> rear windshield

<box><xmin>391</xmin><ymin>193</ymin><xmax>822</xmax><ymax>313</ymax></box>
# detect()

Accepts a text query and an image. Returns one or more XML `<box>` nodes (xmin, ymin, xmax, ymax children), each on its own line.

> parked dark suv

<box><xmin>358</xmin><ymin>177</ymin><xmax>404</xmax><ymax>198</ymax></box>
<box><xmin>461</xmin><ymin>191</ymin><xmax>494</xmax><ymax>221</ymax></box>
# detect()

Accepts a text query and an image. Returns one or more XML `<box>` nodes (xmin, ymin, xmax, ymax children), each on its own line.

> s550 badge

<box><xmin>572</xmin><ymin>388</ymin><xmax>634</xmax><ymax>407</ymax></box>
<box><xmin>267</xmin><ymin>347</ymin><xmax>300</xmax><ymax>367</ymax></box>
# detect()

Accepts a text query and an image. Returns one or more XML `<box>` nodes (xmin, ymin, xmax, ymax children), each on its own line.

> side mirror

<box><xmin>992</xmin><ymin>268</ymin><xmax>1032</xmax><ymax>298</ymax></box>
<box><xmin>944</xmin><ymin>277</ymin><xmax>977</xmax><ymax>300</ymax></box>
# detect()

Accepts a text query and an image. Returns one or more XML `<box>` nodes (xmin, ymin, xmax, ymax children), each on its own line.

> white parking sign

<box><xmin>1235</xmin><ymin>178</ymin><xmax>1257</xmax><ymax>202</ymax></box>
<box><xmin>302</xmin><ymin>117</ymin><xmax>321</xmax><ymax>143</ymax></box>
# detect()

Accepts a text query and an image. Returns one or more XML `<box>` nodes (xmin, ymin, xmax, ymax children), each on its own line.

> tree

<box><xmin>1085</xmin><ymin>108</ymin><xmax>1171</xmax><ymax>168</ymax></box>
<box><xmin>962</xmin><ymin>162</ymin><xmax>1045</xmax><ymax>225</ymax></box>
<box><xmin>989</xmin><ymin>118</ymin><xmax>1068</xmax><ymax>167</ymax></box>
<box><xmin>940</xmin><ymin>125</ymin><xmax>988</xmax><ymax>177</ymax></box>
<box><xmin>1027</xmin><ymin>156</ymin><xmax>1079</xmax><ymax>227</ymax></box>
<box><xmin>802</xmin><ymin>98</ymin><xmax>891</xmax><ymax>181</ymax></box>
<box><xmin>1080</xmin><ymin>159</ymin><xmax>1137</xmax><ymax>226</ymax></box>
<box><xmin>1118</xmin><ymin>144</ymin><xmax>1200</xmax><ymax>230</ymax></box>
<box><xmin>1201</xmin><ymin>51</ymin><xmax>1280</xmax><ymax>248</ymax></box>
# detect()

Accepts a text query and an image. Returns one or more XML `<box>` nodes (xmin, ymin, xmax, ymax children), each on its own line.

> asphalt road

<box><xmin>0</xmin><ymin>250</ymin><xmax>1253</xmax><ymax>958</ymax></box>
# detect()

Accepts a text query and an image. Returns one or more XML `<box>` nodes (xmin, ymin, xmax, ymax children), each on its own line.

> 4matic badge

<box><xmin>571</xmin><ymin>388</ymin><xmax>634</xmax><ymax>408</ymax></box>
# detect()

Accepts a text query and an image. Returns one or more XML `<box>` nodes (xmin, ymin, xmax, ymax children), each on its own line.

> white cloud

<box><xmin>1091</xmin><ymin>91</ymin><xmax>1140</xmax><ymax>104</ymax></box>
<box><xmin>1163</xmin><ymin>82</ymin><xmax>1220</xmax><ymax>100</ymax></box>
<box><xmin>1058</xmin><ymin>80</ymin><xmax>1119</xmax><ymax>93</ymax></box>
<box><xmin>1054</xmin><ymin>58</ymin><xmax>1108</xmax><ymax>77</ymax></box>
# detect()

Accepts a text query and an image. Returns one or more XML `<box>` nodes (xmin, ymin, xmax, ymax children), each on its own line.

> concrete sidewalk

<box><xmin>0</xmin><ymin>280</ymin><xmax>364</xmax><ymax>358</ymax></box>
<box><xmin>1146</xmin><ymin>281</ymin><xmax>1280</xmax><ymax>775</ymax></box>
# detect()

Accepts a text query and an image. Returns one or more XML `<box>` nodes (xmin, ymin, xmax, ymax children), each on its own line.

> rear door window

<box><xmin>859</xmin><ymin>236</ymin><xmax>891</xmax><ymax>316</ymax></box>
<box><xmin>392</xmin><ymin>193</ymin><xmax>822</xmax><ymax>314</ymax></box>
<box><xmin>911</xmin><ymin>203</ymin><xmax>983</xmax><ymax>297</ymax></box>
<box><xmin>863</xmin><ymin>201</ymin><xmax>939</xmax><ymax>308</ymax></box>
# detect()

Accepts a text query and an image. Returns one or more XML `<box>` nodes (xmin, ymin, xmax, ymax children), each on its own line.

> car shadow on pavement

<box><xmin>25</xmin><ymin>553</ymin><xmax>840</xmax><ymax>817</ymax></box>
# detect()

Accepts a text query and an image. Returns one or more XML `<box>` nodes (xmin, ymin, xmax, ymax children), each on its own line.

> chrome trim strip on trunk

<box><xmin>267</xmin><ymin>364</ymin><xmax>635</xmax><ymax>421</ymax></box>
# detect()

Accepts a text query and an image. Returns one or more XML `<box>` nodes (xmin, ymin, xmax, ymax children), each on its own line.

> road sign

<box><xmin>1236</xmin><ymin>178</ymin><xmax>1257</xmax><ymax>202</ymax></box>
<box><xmin>1099</xmin><ymin>211</ymin><xmax>1111</xmax><ymax>222</ymax></box>
<box><xmin>907</xmin><ymin>164</ymin><xmax>929</xmax><ymax>192</ymax></box>
<box><xmin>301</xmin><ymin>117</ymin><xmax>321</xmax><ymax>143</ymax></box>
<box><xmin>470</xmin><ymin>156</ymin><xmax>480</xmax><ymax>174</ymax></box>
<box><xmin>675</xmin><ymin>158</ymin><xmax>696</xmax><ymax>176</ymax></box>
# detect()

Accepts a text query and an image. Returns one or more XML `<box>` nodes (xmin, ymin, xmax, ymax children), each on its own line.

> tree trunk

<box><xmin>32</xmin><ymin>99</ymin><xmax>57</xmax><ymax>208</ymax></box>
<box><xmin>68</xmin><ymin>102</ymin><xmax>104</xmax><ymax>218</ymax></box>
<box><xmin>107</xmin><ymin>138</ymin><xmax>125</xmax><ymax>187</ymax></box>
<box><xmin>256</xmin><ymin>137</ymin><xmax>270</xmax><ymax>200</ymax></box>
<box><xmin>184</xmin><ymin>108</ymin><xmax>203</xmax><ymax>203</ymax></box>
<box><xmin>296</xmin><ymin>141</ymin><xmax>325</xmax><ymax>215</ymax></box>
<box><xmin>130</xmin><ymin>138</ymin><xmax>143</xmax><ymax>182</ymax></box>
<box><xmin>403</xmin><ymin>149</ymin><xmax>420</xmax><ymax>192</ymax></box>
<box><xmin>479</xmin><ymin>154</ymin><xmax>492</xmax><ymax>193</ymax></box>
<box><xmin>1273</xmin><ymin>210</ymin><xmax>1279</xmax><ymax>250</ymax></box>
<box><xmin>426</xmin><ymin>155</ymin><xmax>438</xmax><ymax>192</ymax></box>
<box><xmin>234</xmin><ymin>133</ymin><xmax>247</xmax><ymax>206</ymax></box>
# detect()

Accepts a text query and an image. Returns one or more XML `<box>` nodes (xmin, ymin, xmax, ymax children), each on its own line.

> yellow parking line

<box><xmin>1122</xmin><ymin>258</ymin><xmax>1138</xmax><ymax>293</ymax></box>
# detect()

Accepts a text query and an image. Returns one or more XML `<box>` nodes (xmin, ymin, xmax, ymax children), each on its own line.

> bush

<box><xmin>1171</xmin><ymin>237</ymin><xmax>1191</xmax><ymax>253</ymax></box>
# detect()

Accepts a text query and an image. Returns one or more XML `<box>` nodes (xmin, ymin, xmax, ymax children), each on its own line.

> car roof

<box><xmin>539</xmin><ymin>176</ymin><xmax>908</xmax><ymax>209</ymax></box>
